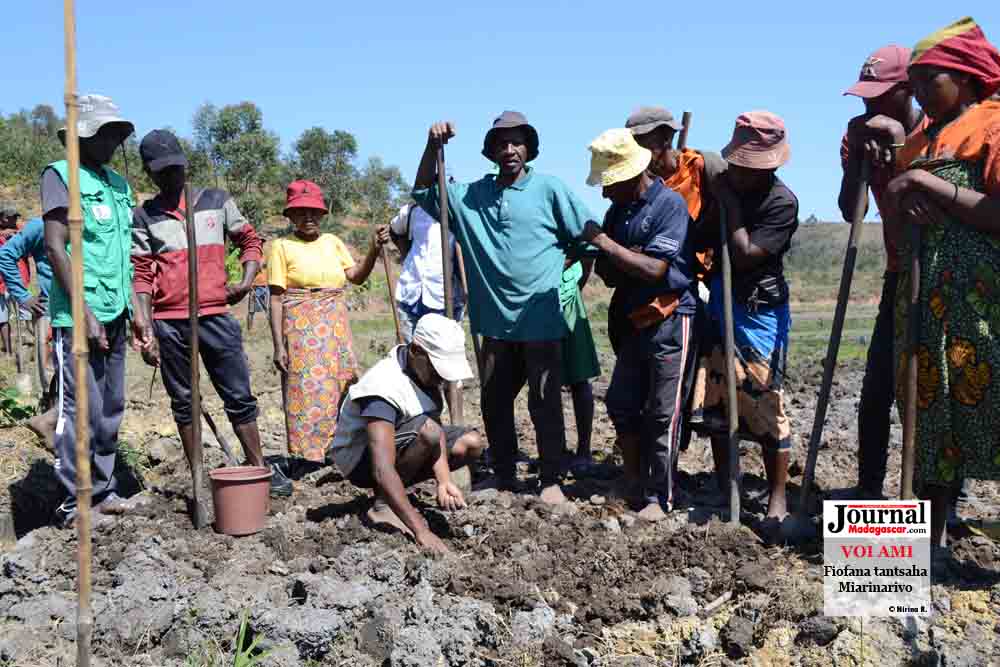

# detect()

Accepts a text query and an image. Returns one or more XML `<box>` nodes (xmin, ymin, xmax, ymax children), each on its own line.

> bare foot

<box><xmin>366</xmin><ymin>501</ymin><xmax>414</xmax><ymax>538</ymax></box>
<box><xmin>25</xmin><ymin>408</ymin><xmax>57</xmax><ymax>451</ymax></box>
<box><xmin>766</xmin><ymin>496</ymin><xmax>789</xmax><ymax>522</ymax></box>
<box><xmin>637</xmin><ymin>501</ymin><xmax>668</xmax><ymax>522</ymax></box>
<box><xmin>539</xmin><ymin>484</ymin><xmax>567</xmax><ymax>505</ymax></box>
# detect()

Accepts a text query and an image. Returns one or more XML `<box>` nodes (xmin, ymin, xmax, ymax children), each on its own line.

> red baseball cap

<box><xmin>283</xmin><ymin>179</ymin><xmax>328</xmax><ymax>216</ymax></box>
<box><xmin>844</xmin><ymin>45</ymin><xmax>911</xmax><ymax>98</ymax></box>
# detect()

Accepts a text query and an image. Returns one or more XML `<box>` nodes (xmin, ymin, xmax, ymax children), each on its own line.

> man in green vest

<box><xmin>41</xmin><ymin>94</ymin><xmax>152</xmax><ymax>528</ymax></box>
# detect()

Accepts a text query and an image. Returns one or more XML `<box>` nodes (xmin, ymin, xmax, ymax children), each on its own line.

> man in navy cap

<box><xmin>131</xmin><ymin>129</ymin><xmax>291</xmax><ymax>497</ymax></box>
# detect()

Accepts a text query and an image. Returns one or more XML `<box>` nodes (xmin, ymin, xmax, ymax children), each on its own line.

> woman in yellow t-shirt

<box><xmin>268</xmin><ymin>179</ymin><xmax>389</xmax><ymax>462</ymax></box>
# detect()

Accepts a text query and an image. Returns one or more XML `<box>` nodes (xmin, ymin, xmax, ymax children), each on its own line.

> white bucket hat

<box><xmin>412</xmin><ymin>314</ymin><xmax>474</xmax><ymax>382</ymax></box>
<box><xmin>58</xmin><ymin>94</ymin><xmax>134</xmax><ymax>145</ymax></box>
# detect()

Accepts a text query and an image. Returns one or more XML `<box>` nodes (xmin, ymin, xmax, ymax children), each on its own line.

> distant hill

<box><xmin>786</xmin><ymin>222</ymin><xmax>887</xmax><ymax>304</ymax></box>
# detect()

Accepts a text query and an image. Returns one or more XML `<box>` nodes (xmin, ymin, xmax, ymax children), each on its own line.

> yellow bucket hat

<box><xmin>587</xmin><ymin>128</ymin><xmax>652</xmax><ymax>187</ymax></box>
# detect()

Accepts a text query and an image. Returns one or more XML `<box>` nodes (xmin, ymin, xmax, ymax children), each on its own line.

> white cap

<box><xmin>412</xmin><ymin>314</ymin><xmax>474</xmax><ymax>382</ymax></box>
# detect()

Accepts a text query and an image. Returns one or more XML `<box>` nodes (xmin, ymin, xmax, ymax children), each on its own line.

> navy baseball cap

<box><xmin>140</xmin><ymin>129</ymin><xmax>188</xmax><ymax>172</ymax></box>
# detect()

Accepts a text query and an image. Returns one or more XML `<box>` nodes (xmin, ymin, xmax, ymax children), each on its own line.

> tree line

<box><xmin>0</xmin><ymin>101</ymin><xmax>409</xmax><ymax>237</ymax></box>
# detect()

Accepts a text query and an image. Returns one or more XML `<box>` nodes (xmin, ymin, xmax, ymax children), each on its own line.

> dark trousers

<box><xmin>606</xmin><ymin>313</ymin><xmax>694</xmax><ymax>502</ymax></box>
<box><xmin>481</xmin><ymin>338</ymin><xmax>565</xmax><ymax>484</ymax></box>
<box><xmin>53</xmin><ymin>314</ymin><xmax>127</xmax><ymax>504</ymax></box>
<box><xmin>155</xmin><ymin>314</ymin><xmax>258</xmax><ymax>427</ymax></box>
<box><xmin>858</xmin><ymin>273</ymin><xmax>897</xmax><ymax>493</ymax></box>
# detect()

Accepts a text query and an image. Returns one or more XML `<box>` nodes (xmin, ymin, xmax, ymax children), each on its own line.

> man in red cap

<box><xmin>838</xmin><ymin>45</ymin><xmax>928</xmax><ymax>500</ymax></box>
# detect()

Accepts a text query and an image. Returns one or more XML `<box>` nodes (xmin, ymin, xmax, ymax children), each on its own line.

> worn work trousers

<box><xmin>481</xmin><ymin>338</ymin><xmax>566</xmax><ymax>484</ymax></box>
<box><xmin>858</xmin><ymin>273</ymin><xmax>897</xmax><ymax>493</ymax></box>
<box><xmin>53</xmin><ymin>314</ymin><xmax>127</xmax><ymax>504</ymax></box>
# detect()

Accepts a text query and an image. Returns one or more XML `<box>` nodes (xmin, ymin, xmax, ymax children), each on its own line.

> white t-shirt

<box><xmin>389</xmin><ymin>204</ymin><xmax>463</xmax><ymax>310</ymax></box>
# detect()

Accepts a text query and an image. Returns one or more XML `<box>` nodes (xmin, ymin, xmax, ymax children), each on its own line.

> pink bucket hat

<box><xmin>721</xmin><ymin>111</ymin><xmax>790</xmax><ymax>170</ymax></box>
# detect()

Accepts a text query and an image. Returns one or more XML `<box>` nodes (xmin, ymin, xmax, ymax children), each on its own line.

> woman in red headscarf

<box><xmin>268</xmin><ymin>180</ymin><xmax>390</xmax><ymax>463</ymax></box>
<box><xmin>884</xmin><ymin>16</ymin><xmax>1000</xmax><ymax>547</ymax></box>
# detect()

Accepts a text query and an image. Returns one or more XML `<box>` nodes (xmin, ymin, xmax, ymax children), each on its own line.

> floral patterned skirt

<box><xmin>282</xmin><ymin>288</ymin><xmax>357</xmax><ymax>462</ymax></box>
<box><xmin>895</xmin><ymin>158</ymin><xmax>1000</xmax><ymax>489</ymax></box>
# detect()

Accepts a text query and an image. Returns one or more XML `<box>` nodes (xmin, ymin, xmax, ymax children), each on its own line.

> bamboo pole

<box><xmin>382</xmin><ymin>247</ymin><xmax>403</xmax><ymax>344</ymax></box>
<box><xmin>799</xmin><ymin>160</ymin><xmax>873</xmax><ymax>514</ymax></box>
<box><xmin>438</xmin><ymin>149</ymin><xmax>462</xmax><ymax>423</ymax></box>
<box><xmin>184</xmin><ymin>184</ymin><xmax>208</xmax><ymax>528</ymax></box>
<box><xmin>35</xmin><ymin>316</ymin><xmax>49</xmax><ymax>405</ymax></box>
<box><xmin>63</xmin><ymin>1</ymin><xmax>92</xmax><ymax>664</ymax></box>
<box><xmin>901</xmin><ymin>224</ymin><xmax>922</xmax><ymax>500</ymax></box>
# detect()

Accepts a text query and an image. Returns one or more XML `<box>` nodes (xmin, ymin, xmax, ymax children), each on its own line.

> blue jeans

<box><xmin>397</xmin><ymin>299</ymin><xmax>465</xmax><ymax>344</ymax></box>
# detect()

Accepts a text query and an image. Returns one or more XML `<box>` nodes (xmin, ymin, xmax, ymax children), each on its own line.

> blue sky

<box><xmin>3</xmin><ymin>2</ymin><xmax>997</xmax><ymax>221</ymax></box>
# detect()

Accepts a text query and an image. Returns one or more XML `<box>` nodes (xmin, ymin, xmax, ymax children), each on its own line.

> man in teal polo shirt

<box><xmin>411</xmin><ymin>111</ymin><xmax>598</xmax><ymax>504</ymax></box>
<box><xmin>41</xmin><ymin>94</ymin><xmax>151</xmax><ymax>528</ymax></box>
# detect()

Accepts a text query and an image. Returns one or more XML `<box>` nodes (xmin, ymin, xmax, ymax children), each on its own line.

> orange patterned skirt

<box><xmin>281</xmin><ymin>288</ymin><xmax>357</xmax><ymax>462</ymax></box>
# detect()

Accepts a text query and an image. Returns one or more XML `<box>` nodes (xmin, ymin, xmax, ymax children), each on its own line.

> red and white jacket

<box><xmin>131</xmin><ymin>188</ymin><xmax>263</xmax><ymax>320</ymax></box>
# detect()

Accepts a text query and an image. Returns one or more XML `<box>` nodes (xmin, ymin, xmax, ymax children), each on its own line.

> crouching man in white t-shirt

<box><xmin>328</xmin><ymin>313</ymin><xmax>483</xmax><ymax>553</ymax></box>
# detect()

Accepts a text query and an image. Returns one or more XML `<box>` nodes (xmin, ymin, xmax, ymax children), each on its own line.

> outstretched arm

<box><xmin>414</xmin><ymin>122</ymin><xmax>456</xmax><ymax>190</ymax></box>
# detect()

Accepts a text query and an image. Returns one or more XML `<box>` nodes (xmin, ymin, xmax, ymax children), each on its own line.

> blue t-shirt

<box><xmin>0</xmin><ymin>218</ymin><xmax>53</xmax><ymax>303</ymax></box>
<box><xmin>604</xmin><ymin>178</ymin><xmax>695</xmax><ymax>315</ymax></box>
<box><xmin>413</xmin><ymin>167</ymin><xmax>596</xmax><ymax>341</ymax></box>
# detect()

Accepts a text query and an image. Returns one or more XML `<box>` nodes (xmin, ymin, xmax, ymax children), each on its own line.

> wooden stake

<box><xmin>184</xmin><ymin>184</ymin><xmax>208</xmax><ymax>527</ymax></box>
<box><xmin>63</xmin><ymin>1</ymin><xmax>92</xmax><ymax>664</ymax></box>
<box><xmin>799</xmin><ymin>160</ymin><xmax>873</xmax><ymax>513</ymax></box>
<box><xmin>437</xmin><ymin>148</ymin><xmax>462</xmax><ymax>423</ymax></box>
<box><xmin>382</xmin><ymin>247</ymin><xmax>403</xmax><ymax>344</ymax></box>
<box><xmin>901</xmin><ymin>224</ymin><xmax>921</xmax><ymax>500</ymax></box>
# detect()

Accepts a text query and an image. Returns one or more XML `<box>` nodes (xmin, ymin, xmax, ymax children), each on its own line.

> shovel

<box><xmin>184</xmin><ymin>184</ymin><xmax>209</xmax><ymax>529</ymax></box>
<box><xmin>788</xmin><ymin>160</ymin><xmax>874</xmax><ymax>538</ymax></box>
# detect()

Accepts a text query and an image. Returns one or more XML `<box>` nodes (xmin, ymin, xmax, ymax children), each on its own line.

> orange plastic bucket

<box><xmin>209</xmin><ymin>466</ymin><xmax>272</xmax><ymax>536</ymax></box>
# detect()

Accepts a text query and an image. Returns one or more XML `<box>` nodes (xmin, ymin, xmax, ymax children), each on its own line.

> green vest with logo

<box><xmin>47</xmin><ymin>160</ymin><xmax>134</xmax><ymax>328</ymax></box>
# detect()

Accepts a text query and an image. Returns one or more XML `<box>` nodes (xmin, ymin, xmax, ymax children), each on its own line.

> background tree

<box><xmin>288</xmin><ymin>127</ymin><xmax>359</xmax><ymax>218</ymax></box>
<box><xmin>29</xmin><ymin>105</ymin><xmax>60</xmax><ymax>137</ymax></box>
<box><xmin>352</xmin><ymin>156</ymin><xmax>408</xmax><ymax>246</ymax></box>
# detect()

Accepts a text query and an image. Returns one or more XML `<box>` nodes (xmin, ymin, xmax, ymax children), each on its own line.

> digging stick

<box><xmin>201</xmin><ymin>408</ymin><xmax>239</xmax><ymax>468</ymax></box>
<box><xmin>455</xmin><ymin>244</ymin><xmax>482</xmax><ymax>376</ymax></box>
<box><xmin>900</xmin><ymin>224</ymin><xmax>922</xmax><ymax>500</ymax></box>
<box><xmin>438</xmin><ymin>147</ymin><xmax>462</xmax><ymax>423</ymax></box>
<box><xmin>382</xmin><ymin>247</ymin><xmax>403</xmax><ymax>344</ymax></box>
<box><xmin>184</xmin><ymin>184</ymin><xmax>208</xmax><ymax>528</ymax></box>
<box><xmin>719</xmin><ymin>202</ymin><xmax>741</xmax><ymax>525</ymax></box>
<box><xmin>677</xmin><ymin>111</ymin><xmax>692</xmax><ymax>151</ymax></box>
<box><xmin>63</xmin><ymin>1</ymin><xmax>93</xmax><ymax>664</ymax></box>
<box><xmin>799</xmin><ymin>159</ymin><xmax>873</xmax><ymax>515</ymax></box>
